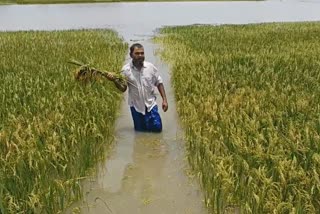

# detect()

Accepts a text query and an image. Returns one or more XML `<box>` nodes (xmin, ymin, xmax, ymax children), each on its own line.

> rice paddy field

<box><xmin>0</xmin><ymin>30</ymin><xmax>127</xmax><ymax>213</ymax></box>
<box><xmin>155</xmin><ymin>22</ymin><xmax>320</xmax><ymax>213</ymax></box>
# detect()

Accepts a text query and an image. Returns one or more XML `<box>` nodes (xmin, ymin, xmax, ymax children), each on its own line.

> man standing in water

<box><xmin>106</xmin><ymin>43</ymin><xmax>168</xmax><ymax>132</ymax></box>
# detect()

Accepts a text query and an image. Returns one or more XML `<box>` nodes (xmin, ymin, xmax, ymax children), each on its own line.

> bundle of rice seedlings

<box><xmin>68</xmin><ymin>59</ymin><xmax>125</xmax><ymax>83</ymax></box>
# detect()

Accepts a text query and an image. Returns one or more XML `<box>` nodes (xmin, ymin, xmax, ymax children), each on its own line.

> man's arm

<box><xmin>157</xmin><ymin>83</ymin><xmax>168</xmax><ymax>112</ymax></box>
<box><xmin>104</xmin><ymin>73</ymin><xmax>127</xmax><ymax>92</ymax></box>
<box><xmin>113</xmin><ymin>78</ymin><xmax>127</xmax><ymax>92</ymax></box>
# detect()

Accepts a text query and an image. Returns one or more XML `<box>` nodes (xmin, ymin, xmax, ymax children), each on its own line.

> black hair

<box><xmin>130</xmin><ymin>43</ymin><xmax>144</xmax><ymax>55</ymax></box>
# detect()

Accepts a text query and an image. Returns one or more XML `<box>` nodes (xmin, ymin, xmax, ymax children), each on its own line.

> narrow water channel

<box><xmin>64</xmin><ymin>39</ymin><xmax>207</xmax><ymax>214</ymax></box>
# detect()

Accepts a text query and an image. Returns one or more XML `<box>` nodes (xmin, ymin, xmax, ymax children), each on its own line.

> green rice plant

<box><xmin>0</xmin><ymin>29</ymin><xmax>127</xmax><ymax>213</ymax></box>
<box><xmin>155</xmin><ymin>22</ymin><xmax>320</xmax><ymax>213</ymax></box>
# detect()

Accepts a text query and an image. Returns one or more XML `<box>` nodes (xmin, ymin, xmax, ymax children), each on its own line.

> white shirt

<box><xmin>121</xmin><ymin>61</ymin><xmax>163</xmax><ymax>115</ymax></box>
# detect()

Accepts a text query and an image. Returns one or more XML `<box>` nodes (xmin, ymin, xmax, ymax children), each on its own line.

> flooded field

<box><xmin>1</xmin><ymin>1</ymin><xmax>320</xmax><ymax>213</ymax></box>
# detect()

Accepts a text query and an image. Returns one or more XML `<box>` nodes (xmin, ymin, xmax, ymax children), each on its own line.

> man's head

<box><xmin>130</xmin><ymin>43</ymin><xmax>145</xmax><ymax>66</ymax></box>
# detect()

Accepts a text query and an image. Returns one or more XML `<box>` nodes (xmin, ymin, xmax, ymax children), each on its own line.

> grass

<box><xmin>155</xmin><ymin>22</ymin><xmax>320</xmax><ymax>213</ymax></box>
<box><xmin>0</xmin><ymin>29</ymin><xmax>127</xmax><ymax>213</ymax></box>
<box><xmin>0</xmin><ymin>0</ymin><xmax>15</xmax><ymax>4</ymax></box>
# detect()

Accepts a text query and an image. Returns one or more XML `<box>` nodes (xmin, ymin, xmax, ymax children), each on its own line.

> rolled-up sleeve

<box><xmin>153</xmin><ymin>66</ymin><xmax>163</xmax><ymax>86</ymax></box>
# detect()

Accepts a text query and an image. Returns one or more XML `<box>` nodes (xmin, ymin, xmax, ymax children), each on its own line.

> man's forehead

<box><xmin>133</xmin><ymin>47</ymin><xmax>144</xmax><ymax>52</ymax></box>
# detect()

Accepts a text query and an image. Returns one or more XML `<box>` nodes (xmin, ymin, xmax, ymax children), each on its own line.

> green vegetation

<box><xmin>0</xmin><ymin>30</ymin><xmax>127</xmax><ymax>213</ymax></box>
<box><xmin>155</xmin><ymin>22</ymin><xmax>320</xmax><ymax>213</ymax></box>
<box><xmin>0</xmin><ymin>0</ymin><xmax>15</xmax><ymax>4</ymax></box>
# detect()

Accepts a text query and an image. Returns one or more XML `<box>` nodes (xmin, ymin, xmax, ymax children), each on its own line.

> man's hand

<box><xmin>157</xmin><ymin>83</ymin><xmax>168</xmax><ymax>112</ymax></box>
<box><xmin>162</xmin><ymin>100</ymin><xmax>168</xmax><ymax>112</ymax></box>
<box><xmin>103</xmin><ymin>72</ymin><xmax>127</xmax><ymax>92</ymax></box>
<box><xmin>105</xmin><ymin>72</ymin><xmax>116</xmax><ymax>81</ymax></box>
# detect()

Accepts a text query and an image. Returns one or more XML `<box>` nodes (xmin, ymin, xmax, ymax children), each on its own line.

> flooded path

<box><xmin>65</xmin><ymin>40</ymin><xmax>207</xmax><ymax>213</ymax></box>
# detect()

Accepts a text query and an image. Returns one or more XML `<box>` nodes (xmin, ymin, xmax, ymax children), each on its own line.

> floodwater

<box><xmin>1</xmin><ymin>1</ymin><xmax>320</xmax><ymax>213</ymax></box>
<box><xmin>64</xmin><ymin>41</ymin><xmax>208</xmax><ymax>213</ymax></box>
<box><xmin>1</xmin><ymin>0</ymin><xmax>320</xmax><ymax>41</ymax></box>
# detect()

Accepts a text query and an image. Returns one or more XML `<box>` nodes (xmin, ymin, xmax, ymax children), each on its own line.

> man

<box><xmin>106</xmin><ymin>43</ymin><xmax>168</xmax><ymax>132</ymax></box>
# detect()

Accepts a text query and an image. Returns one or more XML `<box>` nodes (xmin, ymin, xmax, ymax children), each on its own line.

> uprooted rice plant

<box><xmin>155</xmin><ymin>22</ymin><xmax>320</xmax><ymax>213</ymax></box>
<box><xmin>0</xmin><ymin>30</ymin><xmax>127</xmax><ymax>213</ymax></box>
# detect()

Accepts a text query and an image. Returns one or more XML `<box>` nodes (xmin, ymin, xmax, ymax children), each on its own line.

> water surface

<box><xmin>1</xmin><ymin>0</ymin><xmax>320</xmax><ymax>41</ymax></box>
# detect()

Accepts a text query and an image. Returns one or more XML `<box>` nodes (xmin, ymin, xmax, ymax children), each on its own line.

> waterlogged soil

<box><xmin>64</xmin><ymin>41</ymin><xmax>207</xmax><ymax>214</ymax></box>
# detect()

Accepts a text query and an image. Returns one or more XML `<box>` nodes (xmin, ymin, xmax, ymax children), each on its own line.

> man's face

<box><xmin>131</xmin><ymin>47</ymin><xmax>145</xmax><ymax>65</ymax></box>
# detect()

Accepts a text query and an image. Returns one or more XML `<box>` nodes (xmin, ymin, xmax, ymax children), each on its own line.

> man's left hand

<box><xmin>162</xmin><ymin>100</ymin><xmax>168</xmax><ymax>112</ymax></box>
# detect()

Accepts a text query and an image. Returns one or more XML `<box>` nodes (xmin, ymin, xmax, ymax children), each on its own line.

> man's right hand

<box><xmin>105</xmin><ymin>72</ymin><xmax>116</xmax><ymax>81</ymax></box>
